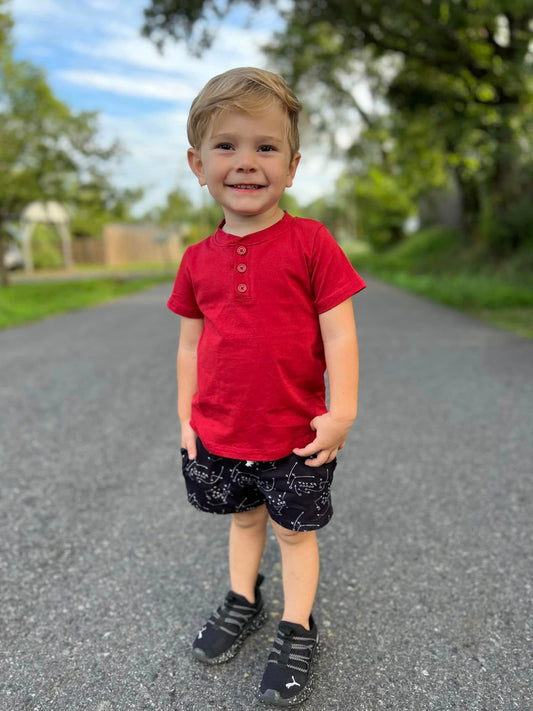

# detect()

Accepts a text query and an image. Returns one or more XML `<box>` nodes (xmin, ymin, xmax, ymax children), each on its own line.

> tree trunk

<box><xmin>0</xmin><ymin>222</ymin><xmax>10</xmax><ymax>288</ymax></box>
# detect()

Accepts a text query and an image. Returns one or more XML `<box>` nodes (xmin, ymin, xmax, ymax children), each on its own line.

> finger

<box><xmin>305</xmin><ymin>449</ymin><xmax>336</xmax><ymax>467</ymax></box>
<box><xmin>187</xmin><ymin>438</ymin><xmax>197</xmax><ymax>460</ymax></box>
<box><xmin>293</xmin><ymin>440</ymin><xmax>321</xmax><ymax>458</ymax></box>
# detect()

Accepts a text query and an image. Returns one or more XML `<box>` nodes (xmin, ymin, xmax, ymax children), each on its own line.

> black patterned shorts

<box><xmin>181</xmin><ymin>438</ymin><xmax>336</xmax><ymax>531</ymax></box>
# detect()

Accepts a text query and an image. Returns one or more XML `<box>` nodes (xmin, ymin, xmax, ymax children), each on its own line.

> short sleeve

<box><xmin>167</xmin><ymin>247</ymin><xmax>204</xmax><ymax>318</ymax></box>
<box><xmin>311</xmin><ymin>225</ymin><xmax>366</xmax><ymax>313</ymax></box>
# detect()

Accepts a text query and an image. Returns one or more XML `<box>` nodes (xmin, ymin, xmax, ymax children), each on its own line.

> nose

<box><xmin>235</xmin><ymin>149</ymin><xmax>257</xmax><ymax>172</ymax></box>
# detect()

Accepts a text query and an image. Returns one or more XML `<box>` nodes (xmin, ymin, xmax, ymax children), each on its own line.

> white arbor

<box><xmin>19</xmin><ymin>201</ymin><xmax>72</xmax><ymax>271</ymax></box>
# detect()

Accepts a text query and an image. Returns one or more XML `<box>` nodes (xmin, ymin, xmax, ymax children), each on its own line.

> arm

<box><xmin>177</xmin><ymin>315</ymin><xmax>204</xmax><ymax>459</ymax></box>
<box><xmin>293</xmin><ymin>298</ymin><xmax>359</xmax><ymax>467</ymax></box>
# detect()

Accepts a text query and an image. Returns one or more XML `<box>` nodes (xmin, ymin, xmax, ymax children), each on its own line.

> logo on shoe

<box><xmin>197</xmin><ymin>625</ymin><xmax>207</xmax><ymax>639</ymax></box>
<box><xmin>286</xmin><ymin>676</ymin><xmax>301</xmax><ymax>689</ymax></box>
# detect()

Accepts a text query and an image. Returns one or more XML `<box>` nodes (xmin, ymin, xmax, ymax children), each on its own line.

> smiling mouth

<box><xmin>228</xmin><ymin>184</ymin><xmax>264</xmax><ymax>190</ymax></box>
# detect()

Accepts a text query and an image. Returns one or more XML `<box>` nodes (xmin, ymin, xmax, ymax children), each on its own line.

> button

<box><xmin>237</xmin><ymin>283</ymin><xmax>248</xmax><ymax>293</ymax></box>
<box><xmin>237</xmin><ymin>263</ymin><xmax>247</xmax><ymax>273</ymax></box>
<box><xmin>236</xmin><ymin>246</ymin><xmax>247</xmax><ymax>256</ymax></box>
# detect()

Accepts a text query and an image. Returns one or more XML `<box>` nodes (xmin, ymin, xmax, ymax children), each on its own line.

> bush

<box><xmin>482</xmin><ymin>196</ymin><xmax>533</xmax><ymax>256</ymax></box>
<box><xmin>31</xmin><ymin>224</ymin><xmax>63</xmax><ymax>269</ymax></box>
<box><xmin>354</xmin><ymin>168</ymin><xmax>416</xmax><ymax>251</ymax></box>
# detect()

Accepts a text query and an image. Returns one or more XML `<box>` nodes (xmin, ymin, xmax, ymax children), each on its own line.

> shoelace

<box><xmin>267</xmin><ymin>628</ymin><xmax>315</xmax><ymax>673</ymax></box>
<box><xmin>207</xmin><ymin>594</ymin><xmax>257</xmax><ymax>638</ymax></box>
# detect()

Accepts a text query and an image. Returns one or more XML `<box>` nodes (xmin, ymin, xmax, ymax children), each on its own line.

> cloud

<box><xmin>58</xmin><ymin>70</ymin><xmax>196</xmax><ymax>102</ymax></box>
<box><xmin>66</xmin><ymin>22</ymin><xmax>271</xmax><ymax>82</ymax></box>
<box><xmin>97</xmin><ymin>109</ymin><xmax>199</xmax><ymax>214</ymax></box>
<box><xmin>11</xmin><ymin>0</ymin><xmax>62</xmax><ymax>16</ymax></box>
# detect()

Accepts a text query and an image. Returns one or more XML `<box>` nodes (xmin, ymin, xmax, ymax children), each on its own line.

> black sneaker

<box><xmin>192</xmin><ymin>574</ymin><xmax>267</xmax><ymax>664</ymax></box>
<box><xmin>258</xmin><ymin>616</ymin><xmax>320</xmax><ymax>706</ymax></box>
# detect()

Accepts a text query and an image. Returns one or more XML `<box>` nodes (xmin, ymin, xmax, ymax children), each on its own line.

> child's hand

<box><xmin>293</xmin><ymin>412</ymin><xmax>354</xmax><ymax>467</ymax></box>
<box><xmin>181</xmin><ymin>421</ymin><xmax>198</xmax><ymax>459</ymax></box>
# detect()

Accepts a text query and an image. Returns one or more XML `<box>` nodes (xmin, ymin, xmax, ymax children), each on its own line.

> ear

<box><xmin>285</xmin><ymin>153</ymin><xmax>301</xmax><ymax>188</ymax></box>
<box><xmin>187</xmin><ymin>148</ymin><xmax>207</xmax><ymax>186</ymax></box>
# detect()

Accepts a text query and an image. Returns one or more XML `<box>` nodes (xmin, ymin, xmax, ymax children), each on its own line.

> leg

<box><xmin>270</xmin><ymin>519</ymin><xmax>319</xmax><ymax>629</ymax></box>
<box><xmin>229</xmin><ymin>504</ymin><xmax>269</xmax><ymax>603</ymax></box>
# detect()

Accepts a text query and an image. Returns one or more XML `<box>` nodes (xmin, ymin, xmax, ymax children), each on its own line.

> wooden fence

<box><xmin>73</xmin><ymin>224</ymin><xmax>183</xmax><ymax>267</ymax></box>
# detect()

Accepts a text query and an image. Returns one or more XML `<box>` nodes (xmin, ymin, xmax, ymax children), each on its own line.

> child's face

<box><xmin>188</xmin><ymin>104</ymin><xmax>300</xmax><ymax>232</ymax></box>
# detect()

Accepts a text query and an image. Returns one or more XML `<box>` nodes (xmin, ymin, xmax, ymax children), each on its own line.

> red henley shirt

<box><xmin>167</xmin><ymin>213</ymin><xmax>366</xmax><ymax>460</ymax></box>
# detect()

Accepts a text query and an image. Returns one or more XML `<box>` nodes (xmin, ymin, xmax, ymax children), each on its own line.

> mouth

<box><xmin>227</xmin><ymin>184</ymin><xmax>264</xmax><ymax>190</ymax></box>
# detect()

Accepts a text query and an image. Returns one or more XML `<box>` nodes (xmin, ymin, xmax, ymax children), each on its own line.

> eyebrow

<box><xmin>209</xmin><ymin>132</ymin><xmax>284</xmax><ymax>143</ymax></box>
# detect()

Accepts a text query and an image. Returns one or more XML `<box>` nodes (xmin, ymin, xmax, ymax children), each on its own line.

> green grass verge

<box><xmin>343</xmin><ymin>229</ymin><xmax>533</xmax><ymax>339</ymax></box>
<box><xmin>466</xmin><ymin>307</ymin><xmax>533</xmax><ymax>339</ymax></box>
<box><xmin>0</xmin><ymin>275</ymin><xmax>173</xmax><ymax>330</ymax></box>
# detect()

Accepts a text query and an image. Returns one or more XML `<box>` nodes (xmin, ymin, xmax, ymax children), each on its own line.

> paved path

<box><xmin>1</xmin><ymin>279</ymin><xmax>531</xmax><ymax>711</ymax></box>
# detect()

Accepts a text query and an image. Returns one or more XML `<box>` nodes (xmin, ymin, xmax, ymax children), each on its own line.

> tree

<box><xmin>141</xmin><ymin>186</ymin><xmax>224</xmax><ymax>244</ymax></box>
<box><xmin>143</xmin><ymin>187</ymin><xmax>193</xmax><ymax>227</ymax></box>
<box><xmin>141</xmin><ymin>0</ymin><xmax>533</xmax><ymax>253</ymax></box>
<box><xmin>0</xmin><ymin>1</ymin><xmax>139</xmax><ymax>285</ymax></box>
<box><xmin>141</xmin><ymin>0</ymin><xmax>264</xmax><ymax>51</ymax></box>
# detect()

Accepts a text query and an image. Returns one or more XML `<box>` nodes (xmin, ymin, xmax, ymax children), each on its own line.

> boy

<box><xmin>167</xmin><ymin>67</ymin><xmax>365</xmax><ymax>706</ymax></box>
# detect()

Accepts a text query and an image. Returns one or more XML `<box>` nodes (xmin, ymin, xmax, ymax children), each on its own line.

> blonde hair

<box><xmin>187</xmin><ymin>67</ymin><xmax>301</xmax><ymax>158</ymax></box>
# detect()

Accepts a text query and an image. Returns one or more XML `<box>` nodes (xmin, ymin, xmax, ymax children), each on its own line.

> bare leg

<box><xmin>229</xmin><ymin>504</ymin><xmax>269</xmax><ymax>603</ymax></box>
<box><xmin>270</xmin><ymin>519</ymin><xmax>319</xmax><ymax>629</ymax></box>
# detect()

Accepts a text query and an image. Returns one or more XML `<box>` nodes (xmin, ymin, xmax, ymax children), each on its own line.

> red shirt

<box><xmin>167</xmin><ymin>213</ymin><xmax>366</xmax><ymax>460</ymax></box>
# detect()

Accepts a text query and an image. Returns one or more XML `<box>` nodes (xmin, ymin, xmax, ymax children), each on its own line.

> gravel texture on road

<box><xmin>1</xmin><ymin>279</ymin><xmax>531</xmax><ymax>711</ymax></box>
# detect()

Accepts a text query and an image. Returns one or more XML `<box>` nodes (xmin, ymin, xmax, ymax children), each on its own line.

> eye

<box><xmin>215</xmin><ymin>142</ymin><xmax>233</xmax><ymax>150</ymax></box>
<box><xmin>258</xmin><ymin>145</ymin><xmax>276</xmax><ymax>152</ymax></box>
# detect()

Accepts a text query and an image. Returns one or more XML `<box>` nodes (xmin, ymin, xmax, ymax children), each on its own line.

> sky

<box><xmin>9</xmin><ymin>0</ymin><xmax>347</xmax><ymax>216</ymax></box>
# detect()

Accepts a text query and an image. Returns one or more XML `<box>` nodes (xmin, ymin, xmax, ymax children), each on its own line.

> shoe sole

<box><xmin>258</xmin><ymin>634</ymin><xmax>321</xmax><ymax>706</ymax></box>
<box><xmin>193</xmin><ymin>606</ymin><xmax>268</xmax><ymax>665</ymax></box>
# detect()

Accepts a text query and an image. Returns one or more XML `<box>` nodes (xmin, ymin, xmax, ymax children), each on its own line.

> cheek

<box><xmin>208</xmin><ymin>161</ymin><xmax>227</xmax><ymax>180</ymax></box>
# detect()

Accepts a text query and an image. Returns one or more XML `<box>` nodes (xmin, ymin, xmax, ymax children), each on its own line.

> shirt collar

<box><xmin>212</xmin><ymin>212</ymin><xmax>292</xmax><ymax>246</ymax></box>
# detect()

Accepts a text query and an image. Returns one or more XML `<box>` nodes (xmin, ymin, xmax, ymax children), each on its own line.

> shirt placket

<box><xmin>234</xmin><ymin>244</ymin><xmax>250</xmax><ymax>300</ymax></box>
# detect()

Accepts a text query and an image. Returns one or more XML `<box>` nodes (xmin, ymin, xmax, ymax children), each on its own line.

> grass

<box><xmin>72</xmin><ymin>261</ymin><xmax>177</xmax><ymax>273</ymax></box>
<box><xmin>343</xmin><ymin>228</ymin><xmax>533</xmax><ymax>339</ymax></box>
<box><xmin>3</xmin><ymin>234</ymin><xmax>532</xmax><ymax>338</ymax></box>
<box><xmin>0</xmin><ymin>274</ymin><xmax>173</xmax><ymax>329</ymax></box>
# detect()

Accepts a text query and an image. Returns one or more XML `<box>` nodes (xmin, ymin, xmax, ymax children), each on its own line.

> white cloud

<box><xmin>97</xmin><ymin>109</ymin><xmax>196</xmax><ymax>213</ymax></box>
<box><xmin>58</xmin><ymin>70</ymin><xmax>196</xmax><ymax>102</ymax></box>
<box><xmin>85</xmin><ymin>0</ymin><xmax>121</xmax><ymax>10</ymax></box>
<box><xmin>11</xmin><ymin>0</ymin><xmax>62</xmax><ymax>16</ymax></box>
<box><xmin>66</xmin><ymin>22</ymin><xmax>270</xmax><ymax>80</ymax></box>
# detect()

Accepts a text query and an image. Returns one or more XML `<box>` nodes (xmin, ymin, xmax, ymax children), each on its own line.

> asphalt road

<box><xmin>1</xmin><ymin>278</ymin><xmax>531</xmax><ymax>711</ymax></box>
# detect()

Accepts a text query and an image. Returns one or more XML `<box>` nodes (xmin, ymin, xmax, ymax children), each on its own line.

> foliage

<box><xmin>271</xmin><ymin>0</ymin><xmax>533</xmax><ymax>252</ymax></box>
<box><xmin>68</xmin><ymin>184</ymin><xmax>143</xmax><ymax>238</ymax></box>
<box><xmin>141</xmin><ymin>0</ymin><xmax>533</xmax><ymax>256</ymax></box>
<box><xmin>0</xmin><ymin>1</ymin><xmax>141</xmax><ymax>283</ymax></box>
<box><xmin>297</xmin><ymin>196</ymin><xmax>352</xmax><ymax>238</ymax></box>
<box><xmin>141</xmin><ymin>0</ymin><xmax>265</xmax><ymax>51</ymax></box>
<box><xmin>142</xmin><ymin>186</ymin><xmax>223</xmax><ymax>244</ymax></box>
<box><xmin>30</xmin><ymin>224</ymin><xmax>63</xmax><ymax>269</ymax></box>
<box><xmin>184</xmin><ymin>197</ymin><xmax>223</xmax><ymax>244</ymax></box>
<box><xmin>142</xmin><ymin>187</ymin><xmax>193</xmax><ymax>227</ymax></box>
<box><xmin>0</xmin><ymin>51</ymin><xmax>126</xmax><ymax>216</ymax></box>
<box><xmin>343</xmin><ymin>227</ymin><xmax>533</xmax><ymax>337</ymax></box>
<box><xmin>279</xmin><ymin>191</ymin><xmax>300</xmax><ymax>216</ymax></box>
<box><xmin>339</xmin><ymin>166</ymin><xmax>416</xmax><ymax>249</ymax></box>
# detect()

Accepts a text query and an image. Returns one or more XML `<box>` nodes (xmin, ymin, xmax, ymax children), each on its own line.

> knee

<box><xmin>232</xmin><ymin>505</ymin><xmax>268</xmax><ymax>531</ymax></box>
<box><xmin>271</xmin><ymin>521</ymin><xmax>315</xmax><ymax>547</ymax></box>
